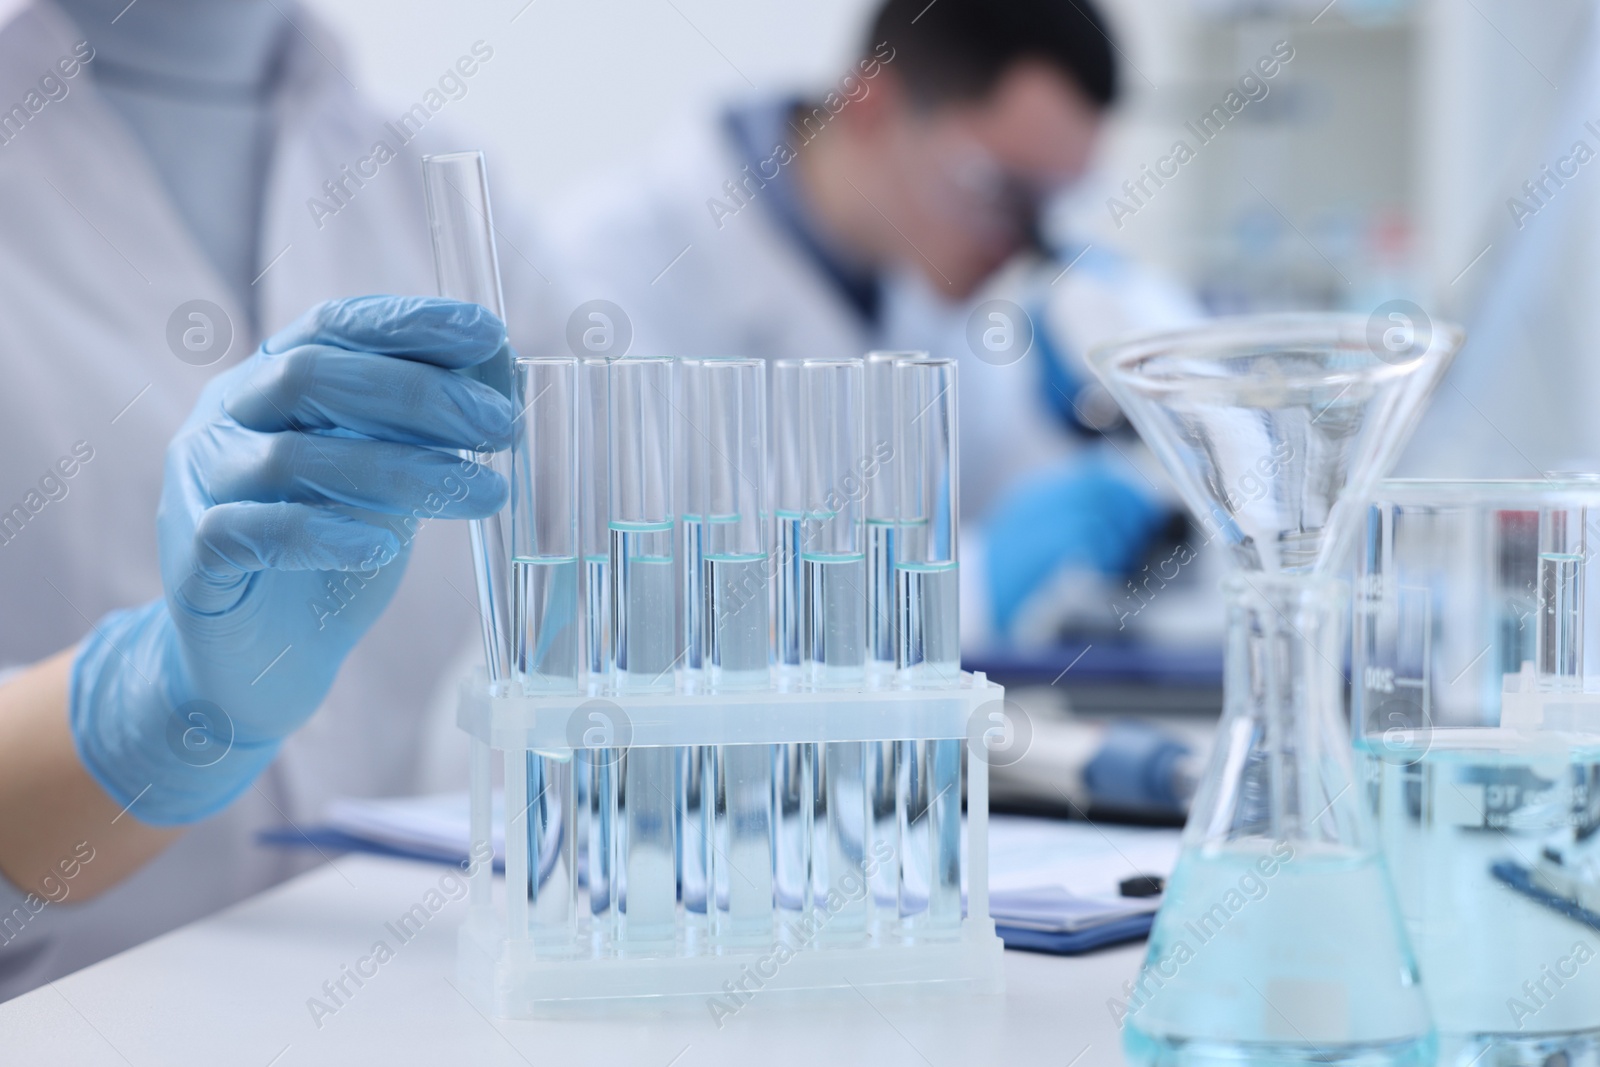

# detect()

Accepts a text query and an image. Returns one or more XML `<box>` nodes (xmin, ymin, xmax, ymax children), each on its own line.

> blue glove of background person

<box><xmin>70</xmin><ymin>296</ymin><xmax>513</xmax><ymax>826</ymax></box>
<box><xmin>984</xmin><ymin>459</ymin><xmax>1165</xmax><ymax>636</ymax></box>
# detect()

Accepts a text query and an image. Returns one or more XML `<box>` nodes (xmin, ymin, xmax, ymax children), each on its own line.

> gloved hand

<box><xmin>70</xmin><ymin>296</ymin><xmax>513</xmax><ymax>826</ymax></box>
<box><xmin>984</xmin><ymin>459</ymin><xmax>1165</xmax><ymax>636</ymax></box>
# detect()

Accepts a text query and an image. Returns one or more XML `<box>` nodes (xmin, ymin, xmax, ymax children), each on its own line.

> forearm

<box><xmin>0</xmin><ymin>649</ymin><xmax>179</xmax><ymax>901</ymax></box>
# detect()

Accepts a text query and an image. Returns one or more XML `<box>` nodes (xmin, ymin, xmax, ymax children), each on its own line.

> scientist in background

<box><xmin>546</xmin><ymin>0</ymin><xmax>1199</xmax><ymax>647</ymax></box>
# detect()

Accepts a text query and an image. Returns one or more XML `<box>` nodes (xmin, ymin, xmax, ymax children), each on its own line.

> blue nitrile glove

<box><xmin>70</xmin><ymin>296</ymin><xmax>513</xmax><ymax>826</ymax></box>
<box><xmin>984</xmin><ymin>460</ymin><xmax>1164</xmax><ymax>636</ymax></box>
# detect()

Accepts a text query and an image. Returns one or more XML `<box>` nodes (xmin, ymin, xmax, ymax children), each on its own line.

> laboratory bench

<box><xmin>0</xmin><ymin>853</ymin><xmax>1146</xmax><ymax>1066</ymax></box>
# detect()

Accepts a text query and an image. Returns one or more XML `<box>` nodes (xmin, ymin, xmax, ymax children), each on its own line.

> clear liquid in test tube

<box><xmin>675</xmin><ymin>359</ymin><xmax>710</xmax><ymax>929</ymax></box>
<box><xmin>895</xmin><ymin>357</ymin><xmax>961</xmax><ymax>936</ymax></box>
<box><xmin>678</xmin><ymin>359</ymin><xmax>707</xmax><ymax>685</ymax></box>
<box><xmin>422</xmin><ymin>151</ymin><xmax>515</xmax><ymax>692</ymax></box>
<box><xmin>865</xmin><ymin>351</ymin><xmax>913</xmax><ymax>683</ymax></box>
<box><xmin>864</xmin><ymin>352</ymin><xmax>913</xmax><ymax>909</ymax></box>
<box><xmin>803</xmin><ymin>359</ymin><xmax>869</xmax><ymax>939</ymax></box>
<box><xmin>1538</xmin><ymin>504</ymin><xmax>1587</xmax><ymax>691</ymax></box>
<box><xmin>609</xmin><ymin>357</ymin><xmax>678</xmax><ymax>946</ymax></box>
<box><xmin>768</xmin><ymin>359</ymin><xmax>811</xmax><ymax>921</ymax></box>
<box><xmin>576</xmin><ymin>358</ymin><xmax>614</xmax><ymax>940</ymax></box>
<box><xmin>579</xmin><ymin>358</ymin><xmax>610</xmax><ymax>686</ymax></box>
<box><xmin>771</xmin><ymin>360</ymin><xmax>806</xmax><ymax>681</ymax></box>
<box><xmin>701</xmin><ymin>360</ymin><xmax>775</xmax><ymax>941</ymax></box>
<box><xmin>674</xmin><ymin>360</ymin><xmax>711</xmax><ymax>929</ymax></box>
<box><xmin>510</xmin><ymin>357</ymin><xmax>580</xmax><ymax>948</ymax></box>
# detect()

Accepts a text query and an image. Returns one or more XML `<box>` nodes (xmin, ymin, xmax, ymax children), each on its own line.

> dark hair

<box><xmin>867</xmin><ymin>0</ymin><xmax>1119</xmax><ymax>108</ymax></box>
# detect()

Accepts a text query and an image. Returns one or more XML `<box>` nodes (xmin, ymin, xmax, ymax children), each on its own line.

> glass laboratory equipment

<box><xmin>422</xmin><ymin>151</ymin><xmax>515</xmax><ymax>691</ymax></box>
<box><xmin>769</xmin><ymin>359</ymin><xmax>813</xmax><ymax>921</ymax></box>
<box><xmin>610</xmin><ymin>356</ymin><xmax>678</xmax><ymax>948</ymax></box>
<box><xmin>894</xmin><ymin>357</ymin><xmax>962</xmax><ymax>936</ymax></box>
<box><xmin>509</xmin><ymin>357</ymin><xmax>580</xmax><ymax>949</ymax></box>
<box><xmin>803</xmin><ymin>358</ymin><xmax>870</xmax><ymax>941</ymax></box>
<box><xmin>865</xmin><ymin>351</ymin><xmax>909</xmax><ymax>909</ymax></box>
<box><xmin>454</xmin><ymin>350</ymin><xmax>1006</xmax><ymax>1012</ymax></box>
<box><xmin>1355</xmin><ymin>480</ymin><xmax>1600</xmax><ymax>1067</ymax></box>
<box><xmin>701</xmin><ymin>359</ymin><xmax>776</xmax><ymax>942</ymax></box>
<box><xmin>865</xmin><ymin>351</ymin><xmax>911</xmax><ymax>682</ymax></box>
<box><xmin>1091</xmin><ymin>314</ymin><xmax>1462</xmax><ymax>1067</ymax></box>
<box><xmin>578</xmin><ymin>357</ymin><xmax>610</xmax><ymax>684</ymax></box>
<box><xmin>678</xmin><ymin>358</ymin><xmax>707</xmax><ymax>685</ymax></box>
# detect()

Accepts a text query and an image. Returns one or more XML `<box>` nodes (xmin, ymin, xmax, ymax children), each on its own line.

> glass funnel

<box><xmin>1091</xmin><ymin>314</ymin><xmax>1463</xmax><ymax>1067</ymax></box>
<box><xmin>1355</xmin><ymin>479</ymin><xmax>1600</xmax><ymax>1067</ymax></box>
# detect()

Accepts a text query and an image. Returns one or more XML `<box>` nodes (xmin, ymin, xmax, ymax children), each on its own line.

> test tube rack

<box><xmin>455</xmin><ymin>675</ymin><xmax>1006</xmax><ymax>1015</ymax></box>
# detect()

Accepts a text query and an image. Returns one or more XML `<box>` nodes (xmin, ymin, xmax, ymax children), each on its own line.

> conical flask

<box><xmin>1091</xmin><ymin>314</ymin><xmax>1463</xmax><ymax>1066</ymax></box>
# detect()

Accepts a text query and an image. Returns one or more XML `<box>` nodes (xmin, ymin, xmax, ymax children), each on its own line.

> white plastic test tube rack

<box><xmin>455</xmin><ymin>354</ymin><xmax>1004</xmax><ymax>1015</ymax></box>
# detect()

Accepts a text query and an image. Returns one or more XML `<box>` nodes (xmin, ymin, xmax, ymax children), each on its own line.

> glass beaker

<box><xmin>1092</xmin><ymin>314</ymin><xmax>1462</xmax><ymax>1067</ymax></box>
<box><xmin>1355</xmin><ymin>479</ymin><xmax>1600</xmax><ymax>1066</ymax></box>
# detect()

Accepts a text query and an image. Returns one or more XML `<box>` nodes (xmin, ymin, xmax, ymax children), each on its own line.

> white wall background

<box><xmin>301</xmin><ymin>0</ymin><xmax>882</xmax><ymax>207</ymax></box>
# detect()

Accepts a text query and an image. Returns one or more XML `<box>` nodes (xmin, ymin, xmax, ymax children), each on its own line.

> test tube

<box><xmin>700</xmin><ymin>360</ymin><xmax>776</xmax><ymax>939</ymax></box>
<box><xmin>865</xmin><ymin>351</ymin><xmax>911</xmax><ymax>682</ymax></box>
<box><xmin>771</xmin><ymin>359</ymin><xmax>806</xmax><ymax>679</ymax></box>
<box><xmin>675</xmin><ymin>360</ymin><xmax>709</xmax><ymax>927</ymax></box>
<box><xmin>803</xmin><ymin>359</ymin><xmax>868</xmax><ymax>688</ymax></box>
<box><xmin>895</xmin><ymin>357</ymin><xmax>961</xmax><ymax>684</ymax></box>
<box><xmin>510</xmin><ymin>357</ymin><xmax>580</xmax><ymax>948</ymax></box>
<box><xmin>769</xmin><ymin>360</ymin><xmax>811</xmax><ymax>919</ymax></box>
<box><xmin>422</xmin><ymin>151</ymin><xmax>515</xmax><ymax>691</ymax></box>
<box><xmin>865</xmin><ymin>352</ymin><xmax>912</xmax><ymax>911</ymax></box>
<box><xmin>895</xmin><ymin>357</ymin><xmax>962</xmax><ymax>935</ymax></box>
<box><xmin>579</xmin><ymin>357</ymin><xmax>610</xmax><ymax>685</ymax></box>
<box><xmin>1538</xmin><ymin>503</ymin><xmax>1587</xmax><ymax>691</ymax></box>
<box><xmin>803</xmin><ymin>359</ymin><xmax>870</xmax><ymax>939</ymax></box>
<box><xmin>609</xmin><ymin>357</ymin><xmax>677</xmax><ymax>945</ymax></box>
<box><xmin>678</xmin><ymin>359</ymin><xmax>708</xmax><ymax>685</ymax></box>
<box><xmin>576</xmin><ymin>359</ymin><xmax>613</xmax><ymax>938</ymax></box>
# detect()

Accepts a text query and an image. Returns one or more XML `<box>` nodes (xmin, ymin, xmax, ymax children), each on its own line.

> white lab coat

<box><xmin>0</xmin><ymin>2</ymin><xmax>560</xmax><ymax>997</ymax></box>
<box><xmin>541</xmin><ymin>110</ymin><xmax>1078</xmax><ymax>522</ymax></box>
<box><xmin>542</xmin><ymin>108</ymin><xmax>1200</xmax><ymax>522</ymax></box>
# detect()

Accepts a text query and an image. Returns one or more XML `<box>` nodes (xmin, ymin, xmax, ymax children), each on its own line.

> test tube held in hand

<box><xmin>422</xmin><ymin>151</ymin><xmax>515</xmax><ymax>691</ymax></box>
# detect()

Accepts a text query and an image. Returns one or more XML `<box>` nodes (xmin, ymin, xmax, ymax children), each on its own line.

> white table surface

<box><xmin>0</xmin><ymin>854</ymin><xmax>1146</xmax><ymax>1066</ymax></box>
